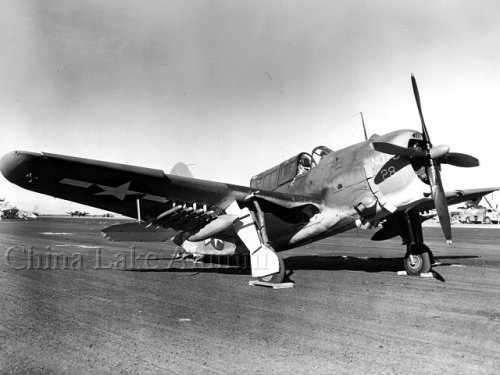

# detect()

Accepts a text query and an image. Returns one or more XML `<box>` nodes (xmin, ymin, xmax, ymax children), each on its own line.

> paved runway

<box><xmin>1</xmin><ymin>217</ymin><xmax>499</xmax><ymax>374</ymax></box>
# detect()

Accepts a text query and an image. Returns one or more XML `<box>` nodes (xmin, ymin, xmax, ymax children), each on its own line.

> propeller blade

<box><xmin>437</xmin><ymin>152</ymin><xmax>479</xmax><ymax>168</ymax></box>
<box><xmin>427</xmin><ymin>164</ymin><xmax>452</xmax><ymax>244</ymax></box>
<box><xmin>411</xmin><ymin>74</ymin><xmax>431</xmax><ymax>146</ymax></box>
<box><xmin>411</xmin><ymin>75</ymin><xmax>455</xmax><ymax>244</ymax></box>
<box><xmin>371</xmin><ymin>142</ymin><xmax>427</xmax><ymax>158</ymax></box>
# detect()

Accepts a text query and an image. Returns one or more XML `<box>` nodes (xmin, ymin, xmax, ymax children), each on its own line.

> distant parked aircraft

<box><xmin>67</xmin><ymin>210</ymin><xmax>90</xmax><ymax>217</ymax></box>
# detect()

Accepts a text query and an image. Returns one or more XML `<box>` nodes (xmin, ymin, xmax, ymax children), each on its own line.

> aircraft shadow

<box><xmin>128</xmin><ymin>267</ymin><xmax>251</xmax><ymax>276</ymax></box>
<box><xmin>284</xmin><ymin>254</ymin><xmax>480</xmax><ymax>273</ymax></box>
<box><xmin>284</xmin><ymin>255</ymin><xmax>404</xmax><ymax>273</ymax></box>
<box><xmin>434</xmin><ymin>255</ymin><xmax>480</xmax><ymax>260</ymax></box>
<box><xmin>126</xmin><ymin>254</ymin><xmax>479</xmax><ymax>279</ymax></box>
<box><xmin>126</xmin><ymin>254</ymin><xmax>252</xmax><ymax>275</ymax></box>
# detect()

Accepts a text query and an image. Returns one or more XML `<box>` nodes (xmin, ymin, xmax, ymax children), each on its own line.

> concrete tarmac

<box><xmin>1</xmin><ymin>217</ymin><xmax>499</xmax><ymax>374</ymax></box>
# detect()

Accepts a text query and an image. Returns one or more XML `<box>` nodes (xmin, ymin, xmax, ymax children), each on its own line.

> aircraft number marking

<box><xmin>370</xmin><ymin>154</ymin><xmax>400</xmax><ymax>167</ymax></box>
<box><xmin>370</xmin><ymin>153</ymin><xmax>400</xmax><ymax>182</ymax></box>
<box><xmin>379</xmin><ymin>166</ymin><xmax>397</xmax><ymax>181</ymax></box>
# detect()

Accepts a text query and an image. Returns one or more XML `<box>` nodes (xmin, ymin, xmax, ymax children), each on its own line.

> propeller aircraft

<box><xmin>1</xmin><ymin>76</ymin><xmax>497</xmax><ymax>283</ymax></box>
<box><xmin>66</xmin><ymin>210</ymin><xmax>90</xmax><ymax>217</ymax></box>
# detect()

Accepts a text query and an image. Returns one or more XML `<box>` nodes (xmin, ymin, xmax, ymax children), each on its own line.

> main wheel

<box><xmin>465</xmin><ymin>217</ymin><xmax>471</xmax><ymax>224</ymax></box>
<box><xmin>258</xmin><ymin>256</ymin><xmax>285</xmax><ymax>283</ymax></box>
<box><xmin>404</xmin><ymin>245</ymin><xmax>432</xmax><ymax>276</ymax></box>
<box><xmin>484</xmin><ymin>217</ymin><xmax>491</xmax><ymax>224</ymax></box>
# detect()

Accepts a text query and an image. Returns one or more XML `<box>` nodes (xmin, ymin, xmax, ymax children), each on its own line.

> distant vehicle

<box><xmin>0</xmin><ymin>198</ymin><xmax>38</xmax><ymax>220</ymax></box>
<box><xmin>458</xmin><ymin>206</ymin><xmax>499</xmax><ymax>224</ymax></box>
<box><xmin>1</xmin><ymin>207</ymin><xmax>38</xmax><ymax>220</ymax></box>
<box><xmin>67</xmin><ymin>210</ymin><xmax>90</xmax><ymax>217</ymax></box>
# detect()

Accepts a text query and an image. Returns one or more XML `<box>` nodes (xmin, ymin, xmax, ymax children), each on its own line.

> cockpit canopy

<box><xmin>250</xmin><ymin>145</ymin><xmax>332</xmax><ymax>190</ymax></box>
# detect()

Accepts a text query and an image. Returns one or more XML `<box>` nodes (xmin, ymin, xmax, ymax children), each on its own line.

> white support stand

<box><xmin>226</xmin><ymin>202</ymin><xmax>281</xmax><ymax>279</ymax></box>
<box><xmin>249</xmin><ymin>280</ymin><xmax>294</xmax><ymax>289</ymax></box>
<box><xmin>136</xmin><ymin>198</ymin><xmax>142</xmax><ymax>223</ymax></box>
<box><xmin>397</xmin><ymin>271</ymin><xmax>436</xmax><ymax>278</ymax></box>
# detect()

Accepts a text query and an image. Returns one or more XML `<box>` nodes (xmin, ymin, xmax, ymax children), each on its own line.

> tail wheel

<box><xmin>404</xmin><ymin>244</ymin><xmax>432</xmax><ymax>276</ymax></box>
<box><xmin>258</xmin><ymin>256</ymin><xmax>285</xmax><ymax>284</ymax></box>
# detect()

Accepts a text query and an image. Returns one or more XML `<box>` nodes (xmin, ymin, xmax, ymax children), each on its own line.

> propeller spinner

<box><xmin>372</xmin><ymin>75</ymin><xmax>479</xmax><ymax>244</ymax></box>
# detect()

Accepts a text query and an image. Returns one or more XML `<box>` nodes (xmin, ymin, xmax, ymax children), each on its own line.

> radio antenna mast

<box><xmin>360</xmin><ymin>112</ymin><xmax>368</xmax><ymax>141</ymax></box>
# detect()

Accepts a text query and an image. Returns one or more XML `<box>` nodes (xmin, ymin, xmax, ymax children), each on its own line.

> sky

<box><xmin>0</xmin><ymin>0</ymin><xmax>499</xmax><ymax>214</ymax></box>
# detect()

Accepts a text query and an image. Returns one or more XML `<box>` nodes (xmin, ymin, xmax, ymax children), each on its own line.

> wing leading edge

<box><xmin>416</xmin><ymin>188</ymin><xmax>499</xmax><ymax>212</ymax></box>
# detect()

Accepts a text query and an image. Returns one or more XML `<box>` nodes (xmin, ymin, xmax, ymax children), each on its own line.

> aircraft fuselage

<box><xmin>265</xmin><ymin>129</ymin><xmax>429</xmax><ymax>250</ymax></box>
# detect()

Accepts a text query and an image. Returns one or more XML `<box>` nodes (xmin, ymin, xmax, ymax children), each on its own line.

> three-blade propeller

<box><xmin>372</xmin><ymin>75</ymin><xmax>479</xmax><ymax>244</ymax></box>
<box><xmin>371</xmin><ymin>142</ymin><xmax>478</xmax><ymax>168</ymax></box>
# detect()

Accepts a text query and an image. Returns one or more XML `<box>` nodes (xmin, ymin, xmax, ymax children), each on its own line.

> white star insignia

<box><xmin>94</xmin><ymin>182</ymin><xmax>135</xmax><ymax>201</ymax></box>
<box><xmin>59</xmin><ymin>178</ymin><xmax>168</xmax><ymax>203</ymax></box>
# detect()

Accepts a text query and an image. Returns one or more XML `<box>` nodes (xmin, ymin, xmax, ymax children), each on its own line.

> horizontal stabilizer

<box><xmin>102</xmin><ymin>222</ymin><xmax>177</xmax><ymax>242</ymax></box>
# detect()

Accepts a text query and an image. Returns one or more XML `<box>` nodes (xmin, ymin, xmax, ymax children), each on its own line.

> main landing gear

<box><xmin>257</xmin><ymin>256</ymin><xmax>286</xmax><ymax>284</ymax></box>
<box><xmin>402</xmin><ymin>211</ymin><xmax>435</xmax><ymax>276</ymax></box>
<box><xmin>404</xmin><ymin>243</ymin><xmax>432</xmax><ymax>275</ymax></box>
<box><xmin>226</xmin><ymin>201</ymin><xmax>287</xmax><ymax>285</ymax></box>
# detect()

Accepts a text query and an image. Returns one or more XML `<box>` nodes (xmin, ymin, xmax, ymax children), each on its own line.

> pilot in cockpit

<box><xmin>297</xmin><ymin>155</ymin><xmax>312</xmax><ymax>175</ymax></box>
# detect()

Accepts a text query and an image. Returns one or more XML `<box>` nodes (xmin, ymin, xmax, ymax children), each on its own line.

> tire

<box><xmin>465</xmin><ymin>217</ymin><xmax>471</xmax><ymax>224</ymax></box>
<box><xmin>258</xmin><ymin>256</ymin><xmax>285</xmax><ymax>283</ymax></box>
<box><xmin>484</xmin><ymin>217</ymin><xmax>491</xmax><ymax>224</ymax></box>
<box><xmin>404</xmin><ymin>248</ymin><xmax>431</xmax><ymax>276</ymax></box>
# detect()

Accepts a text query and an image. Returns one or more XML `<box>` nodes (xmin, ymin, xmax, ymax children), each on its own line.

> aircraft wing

<box><xmin>371</xmin><ymin>187</ymin><xmax>499</xmax><ymax>242</ymax></box>
<box><xmin>0</xmin><ymin>151</ymin><xmax>321</xmax><ymax>236</ymax></box>
<box><xmin>416</xmin><ymin>187</ymin><xmax>499</xmax><ymax>212</ymax></box>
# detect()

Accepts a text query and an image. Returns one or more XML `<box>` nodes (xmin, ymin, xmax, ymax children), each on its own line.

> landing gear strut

<box><xmin>226</xmin><ymin>201</ymin><xmax>287</xmax><ymax>284</ymax></box>
<box><xmin>252</xmin><ymin>200</ymin><xmax>286</xmax><ymax>284</ymax></box>
<box><xmin>402</xmin><ymin>211</ymin><xmax>435</xmax><ymax>276</ymax></box>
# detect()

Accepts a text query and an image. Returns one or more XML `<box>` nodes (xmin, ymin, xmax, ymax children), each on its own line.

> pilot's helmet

<box><xmin>300</xmin><ymin>155</ymin><xmax>311</xmax><ymax>167</ymax></box>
